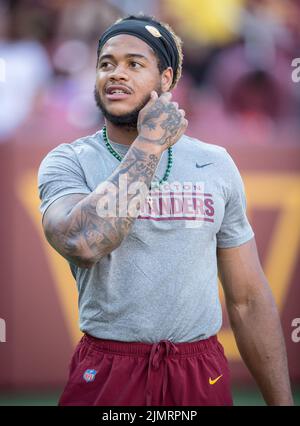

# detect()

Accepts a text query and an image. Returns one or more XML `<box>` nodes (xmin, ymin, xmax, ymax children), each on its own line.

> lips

<box><xmin>105</xmin><ymin>85</ymin><xmax>132</xmax><ymax>100</ymax></box>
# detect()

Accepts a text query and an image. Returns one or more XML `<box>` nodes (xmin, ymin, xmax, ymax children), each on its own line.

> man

<box><xmin>38</xmin><ymin>14</ymin><xmax>293</xmax><ymax>406</ymax></box>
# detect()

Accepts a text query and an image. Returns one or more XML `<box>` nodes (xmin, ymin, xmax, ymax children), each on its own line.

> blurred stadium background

<box><xmin>0</xmin><ymin>0</ymin><xmax>299</xmax><ymax>406</ymax></box>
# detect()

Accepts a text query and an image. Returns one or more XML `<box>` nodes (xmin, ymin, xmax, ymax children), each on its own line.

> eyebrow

<box><xmin>98</xmin><ymin>53</ymin><xmax>150</xmax><ymax>62</ymax></box>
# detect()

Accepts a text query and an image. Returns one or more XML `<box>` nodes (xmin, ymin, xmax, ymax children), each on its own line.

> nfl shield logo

<box><xmin>83</xmin><ymin>369</ymin><xmax>97</xmax><ymax>382</ymax></box>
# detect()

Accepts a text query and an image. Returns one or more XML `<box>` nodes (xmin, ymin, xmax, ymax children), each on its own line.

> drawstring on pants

<box><xmin>145</xmin><ymin>340</ymin><xmax>179</xmax><ymax>405</ymax></box>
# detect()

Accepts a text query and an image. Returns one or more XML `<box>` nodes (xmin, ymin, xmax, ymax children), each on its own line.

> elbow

<box><xmin>67</xmin><ymin>239</ymin><xmax>122</xmax><ymax>269</ymax></box>
<box><xmin>44</xmin><ymin>222</ymin><xmax>122</xmax><ymax>268</ymax></box>
<box><xmin>226</xmin><ymin>294</ymin><xmax>257</xmax><ymax>327</ymax></box>
<box><xmin>66</xmin><ymin>245</ymin><xmax>100</xmax><ymax>269</ymax></box>
<box><xmin>69</xmin><ymin>254</ymin><xmax>97</xmax><ymax>269</ymax></box>
<box><xmin>44</xmin><ymin>233</ymin><xmax>97</xmax><ymax>269</ymax></box>
<box><xmin>226</xmin><ymin>289</ymin><xmax>278</xmax><ymax>329</ymax></box>
<box><xmin>65</xmin><ymin>245</ymin><xmax>101</xmax><ymax>268</ymax></box>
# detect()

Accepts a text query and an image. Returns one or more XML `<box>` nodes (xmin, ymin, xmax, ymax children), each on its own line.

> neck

<box><xmin>104</xmin><ymin>121</ymin><xmax>138</xmax><ymax>145</ymax></box>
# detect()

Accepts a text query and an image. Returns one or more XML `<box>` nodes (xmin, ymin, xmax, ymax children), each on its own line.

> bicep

<box><xmin>217</xmin><ymin>237</ymin><xmax>269</xmax><ymax>306</ymax></box>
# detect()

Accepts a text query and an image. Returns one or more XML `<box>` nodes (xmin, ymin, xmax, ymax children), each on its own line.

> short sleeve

<box><xmin>38</xmin><ymin>143</ymin><xmax>91</xmax><ymax>218</ymax></box>
<box><xmin>216</xmin><ymin>152</ymin><xmax>254</xmax><ymax>248</ymax></box>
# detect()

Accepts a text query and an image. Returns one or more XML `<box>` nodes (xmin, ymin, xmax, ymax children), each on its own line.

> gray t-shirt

<box><xmin>38</xmin><ymin>130</ymin><xmax>254</xmax><ymax>343</ymax></box>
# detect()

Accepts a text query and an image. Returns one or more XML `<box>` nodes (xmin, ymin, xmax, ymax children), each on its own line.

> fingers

<box><xmin>151</xmin><ymin>92</ymin><xmax>181</xmax><ymax>111</ymax></box>
<box><xmin>146</xmin><ymin>91</ymin><xmax>170</xmax><ymax>108</ymax></box>
<box><xmin>159</xmin><ymin>93</ymin><xmax>185</xmax><ymax>119</ymax></box>
<box><xmin>144</xmin><ymin>90</ymin><xmax>158</xmax><ymax>108</ymax></box>
<box><xmin>159</xmin><ymin>91</ymin><xmax>172</xmax><ymax>102</ymax></box>
<box><xmin>147</xmin><ymin>92</ymin><xmax>186</xmax><ymax>121</ymax></box>
<box><xmin>150</xmin><ymin>90</ymin><xmax>158</xmax><ymax>101</ymax></box>
<box><xmin>159</xmin><ymin>94</ymin><xmax>182</xmax><ymax>114</ymax></box>
<box><xmin>138</xmin><ymin>89</ymin><xmax>188</xmax><ymax>147</ymax></box>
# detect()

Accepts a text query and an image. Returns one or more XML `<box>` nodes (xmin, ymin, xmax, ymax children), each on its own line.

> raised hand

<box><xmin>137</xmin><ymin>91</ymin><xmax>188</xmax><ymax>152</ymax></box>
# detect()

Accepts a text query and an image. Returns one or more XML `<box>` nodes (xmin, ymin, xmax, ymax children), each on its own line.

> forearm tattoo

<box><xmin>45</xmin><ymin>145</ymin><xmax>160</xmax><ymax>268</ymax></box>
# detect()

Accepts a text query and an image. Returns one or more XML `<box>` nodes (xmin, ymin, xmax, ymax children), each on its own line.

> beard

<box><xmin>94</xmin><ymin>83</ymin><xmax>162</xmax><ymax>129</ymax></box>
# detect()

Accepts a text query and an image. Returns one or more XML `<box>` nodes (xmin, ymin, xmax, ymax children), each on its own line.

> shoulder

<box><xmin>174</xmin><ymin>134</ymin><xmax>244</xmax><ymax>194</ymax></box>
<box><xmin>175</xmin><ymin>133</ymin><xmax>234</xmax><ymax>165</ymax></box>
<box><xmin>39</xmin><ymin>131</ymin><xmax>101</xmax><ymax>169</ymax></box>
<box><xmin>68</xmin><ymin>131</ymin><xmax>102</xmax><ymax>156</ymax></box>
<box><xmin>176</xmin><ymin>134</ymin><xmax>226</xmax><ymax>155</ymax></box>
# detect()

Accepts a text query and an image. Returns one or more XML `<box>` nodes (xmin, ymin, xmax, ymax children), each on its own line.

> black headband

<box><xmin>97</xmin><ymin>19</ymin><xmax>179</xmax><ymax>83</ymax></box>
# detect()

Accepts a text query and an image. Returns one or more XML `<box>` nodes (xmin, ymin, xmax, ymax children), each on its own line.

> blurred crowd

<box><xmin>0</xmin><ymin>0</ymin><xmax>299</xmax><ymax>146</ymax></box>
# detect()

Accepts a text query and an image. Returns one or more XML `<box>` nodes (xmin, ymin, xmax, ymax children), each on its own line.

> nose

<box><xmin>108</xmin><ymin>64</ymin><xmax>129</xmax><ymax>82</ymax></box>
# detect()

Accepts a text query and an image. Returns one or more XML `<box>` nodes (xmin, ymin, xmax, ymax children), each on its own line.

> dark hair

<box><xmin>97</xmin><ymin>13</ymin><xmax>183</xmax><ymax>89</ymax></box>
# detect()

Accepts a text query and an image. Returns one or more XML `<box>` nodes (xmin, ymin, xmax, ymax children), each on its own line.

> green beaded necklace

<box><xmin>102</xmin><ymin>126</ymin><xmax>173</xmax><ymax>188</ymax></box>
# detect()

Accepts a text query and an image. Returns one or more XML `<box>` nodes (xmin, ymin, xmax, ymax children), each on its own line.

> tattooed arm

<box><xmin>42</xmin><ymin>91</ymin><xmax>187</xmax><ymax>268</ymax></box>
<box><xmin>43</xmin><ymin>144</ymin><xmax>161</xmax><ymax>268</ymax></box>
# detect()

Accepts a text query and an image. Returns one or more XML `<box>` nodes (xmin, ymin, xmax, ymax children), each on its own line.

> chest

<box><xmin>78</xmin><ymin>144</ymin><xmax>228</xmax><ymax>237</ymax></box>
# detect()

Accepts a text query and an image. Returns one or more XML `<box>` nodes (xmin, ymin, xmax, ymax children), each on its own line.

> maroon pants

<box><xmin>59</xmin><ymin>334</ymin><xmax>233</xmax><ymax>406</ymax></box>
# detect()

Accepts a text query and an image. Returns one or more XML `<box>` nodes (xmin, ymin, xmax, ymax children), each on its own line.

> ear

<box><xmin>161</xmin><ymin>67</ymin><xmax>173</xmax><ymax>92</ymax></box>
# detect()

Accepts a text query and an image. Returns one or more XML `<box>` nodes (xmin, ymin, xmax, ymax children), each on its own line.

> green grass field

<box><xmin>0</xmin><ymin>388</ymin><xmax>299</xmax><ymax>406</ymax></box>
